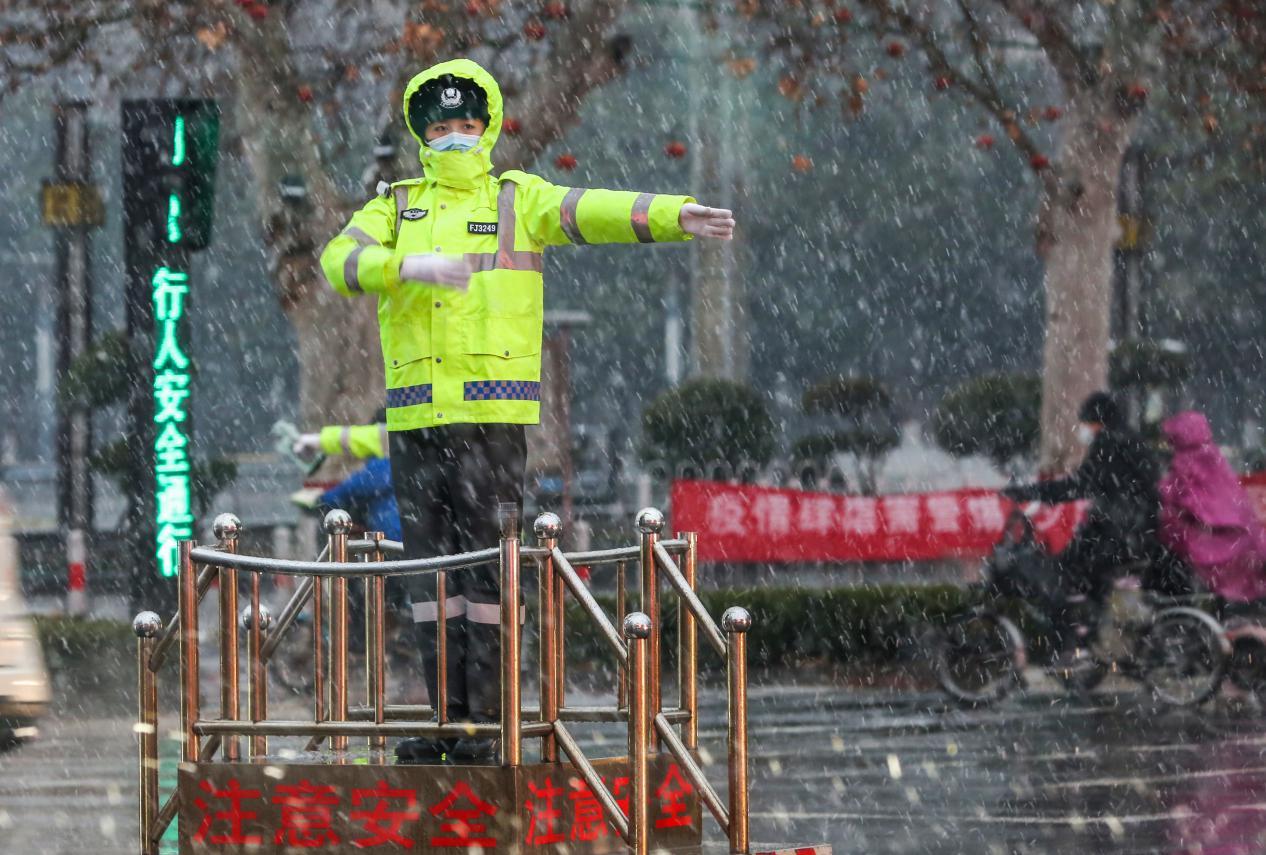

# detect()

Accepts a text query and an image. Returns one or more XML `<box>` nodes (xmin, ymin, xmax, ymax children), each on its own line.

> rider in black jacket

<box><xmin>1004</xmin><ymin>392</ymin><xmax>1163</xmax><ymax>648</ymax></box>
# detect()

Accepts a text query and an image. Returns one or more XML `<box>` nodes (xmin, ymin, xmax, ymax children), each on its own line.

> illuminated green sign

<box><xmin>153</xmin><ymin>115</ymin><xmax>193</xmax><ymax>578</ymax></box>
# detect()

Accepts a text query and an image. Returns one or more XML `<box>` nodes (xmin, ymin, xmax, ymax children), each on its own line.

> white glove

<box><xmin>291</xmin><ymin>433</ymin><xmax>322</xmax><ymax>462</ymax></box>
<box><xmin>399</xmin><ymin>253</ymin><xmax>474</xmax><ymax>291</ymax></box>
<box><xmin>679</xmin><ymin>203</ymin><xmax>735</xmax><ymax>240</ymax></box>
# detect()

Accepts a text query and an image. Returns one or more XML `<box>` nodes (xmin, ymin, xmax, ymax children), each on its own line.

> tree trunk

<box><xmin>685</xmin><ymin>8</ymin><xmax>748</xmax><ymax>382</ymax></box>
<box><xmin>1037</xmin><ymin>93</ymin><xmax>1136</xmax><ymax>474</ymax></box>
<box><xmin>231</xmin><ymin>18</ymin><xmax>386</xmax><ymax>435</ymax></box>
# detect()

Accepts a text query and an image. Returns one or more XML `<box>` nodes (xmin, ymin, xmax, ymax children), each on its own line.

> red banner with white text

<box><xmin>672</xmin><ymin>476</ymin><xmax>1266</xmax><ymax>564</ymax></box>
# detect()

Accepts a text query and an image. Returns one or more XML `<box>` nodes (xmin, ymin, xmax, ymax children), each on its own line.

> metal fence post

<box><xmin>625</xmin><ymin>612</ymin><xmax>652</xmax><ymax>855</ymax></box>
<box><xmin>134</xmin><ymin>611</ymin><xmax>161</xmax><ymax>855</ymax></box>
<box><xmin>534</xmin><ymin>512</ymin><xmax>561</xmax><ymax>762</ymax></box>
<box><xmin>723</xmin><ymin>607</ymin><xmax>752</xmax><ymax>854</ymax></box>
<box><xmin>213</xmin><ymin>513</ymin><xmax>241</xmax><ymax>761</ymax></box>
<box><xmin>364</xmin><ymin>531</ymin><xmax>386</xmax><ymax>754</ymax></box>
<box><xmin>679</xmin><ymin>531</ymin><xmax>699</xmax><ymax>750</ymax></box>
<box><xmin>325</xmin><ymin>510</ymin><xmax>352</xmax><ymax>752</ymax></box>
<box><xmin>500</xmin><ymin>504</ymin><xmax>522</xmax><ymax>767</ymax></box>
<box><xmin>178</xmin><ymin>539</ymin><xmax>200</xmax><ymax>763</ymax></box>
<box><xmin>241</xmin><ymin>602</ymin><xmax>271</xmax><ymax>761</ymax></box>
<box><xmin>616</xmin><ymin>560</ymin><xmax>628</xmax><ymax>710</ymax></box>
<box><xmin>637</xmin><ymin>508</ymin><xmax>664</xmax><ymax>745</ymax></box>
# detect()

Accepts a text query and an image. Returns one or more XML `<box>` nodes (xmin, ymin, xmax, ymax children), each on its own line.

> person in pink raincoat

<box><xmin>1159</xmin><ymin>411</ymin><xmax>1266</xmax><ymax>601</ymax></box>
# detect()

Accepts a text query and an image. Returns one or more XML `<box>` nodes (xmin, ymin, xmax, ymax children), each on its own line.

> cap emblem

<box><xmin>440</xmin><ymin>87</ymin><xmax>464</xmax><ymax>108</ymax></box>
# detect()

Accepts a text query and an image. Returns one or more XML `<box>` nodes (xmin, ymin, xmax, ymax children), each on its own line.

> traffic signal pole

<box><xmin>47</xmin><ymin>102</ymin><xmax>99</xmax><ymax>615</ymax></box>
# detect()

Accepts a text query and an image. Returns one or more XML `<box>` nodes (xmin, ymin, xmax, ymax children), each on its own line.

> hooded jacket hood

<box><xmin>402</xmin><ymin>59</ymin><xmax>503</xmax><ymax>189</ymax></box>
<box><xmin>1162</xmin><ymin>410</ymin><xmax>1214</xmax><ymax>452</ymax></box>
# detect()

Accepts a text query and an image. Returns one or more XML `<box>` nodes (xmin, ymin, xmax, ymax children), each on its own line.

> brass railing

<box><xmin>132</xmin><ymin>506</ymin><xmax>752</xmax><ymax>855</ymax></box>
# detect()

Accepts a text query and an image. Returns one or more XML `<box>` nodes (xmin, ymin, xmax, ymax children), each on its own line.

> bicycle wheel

<box><xmin>1225</xmin><ymin>620</ymin><xmax>1266</xmax><ymax>695</ymax></box>
<box><xmin>1139</xmin><ymin>606</ymin><xmax>1230</xmax><ymax>707</ymax></box>
<box><xmin>932</xmin><ymin>611</ymin><xmax>1025</xmax><ymax>707</ymax></box>
<box><xmin>271</xmin><ymin>619</ymin><xmax>316</xmax><ymax>696</ymax></box>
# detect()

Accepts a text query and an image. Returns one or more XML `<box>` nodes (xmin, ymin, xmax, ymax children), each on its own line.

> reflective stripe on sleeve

<box><xmin>344</xmin><ymin>246</ymin><xmax>366</xmax><ymax>294</ymax></box>
<box><xmin>378</xmin><ymin>424</ymin><xmax>389</xmax><ymax>456</ymax></box>
<box><xmin>394</xmin><ymin>186</ymin><xmax>410</xmax><ymax>236</ymax></box>
<box><xmin>559</xmin><ymin>188</ymin><xmax>588</xmax><ymax>245</ymax></box>
<box><xmin>631</xmin><ymin>193</ymin><xmax>656</xmax><ymax>243</ymax></box>
<box><xmin>339</xmin><ymin>426</ymin><xmax>352</xmax><ymax>456</ymax></box>
<box><xmin>412</xmin><ymin>596</ymin><xmax>468</xmax><ymax>624</ymax></box>
<box><xmin>342</xmin><ymin>226</ymin><xmax>380</xmax><ymax>246</ymax></box>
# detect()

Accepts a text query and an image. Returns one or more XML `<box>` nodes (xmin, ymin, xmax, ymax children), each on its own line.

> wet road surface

<box><xmin>3</xmin><ymin>683</ymin><xmax>1266</xmax><ymax>853</ymax></box>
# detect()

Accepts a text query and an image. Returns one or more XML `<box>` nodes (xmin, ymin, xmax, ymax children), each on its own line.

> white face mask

<box><xmin>427</xmin><ymin>132</ymin><xmax>481</xmax><ymax>153</ymax></box>
<box><xmin>1077</xmin><ymin>424</ymin><xmax>1097</xmax><ymax>445</ymax></box>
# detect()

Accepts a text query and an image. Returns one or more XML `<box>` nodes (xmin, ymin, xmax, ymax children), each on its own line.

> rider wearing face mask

<box><xmin>1003</xmin><ymin>392</ymin><xmax>1163</xmax><ymax>649</ymax></box>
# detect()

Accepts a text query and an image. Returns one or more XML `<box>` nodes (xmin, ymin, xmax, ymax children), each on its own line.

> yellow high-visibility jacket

<box><xmin>319</xmin><ymin>58</ymin><xmax>695</xmax><ymax>432</ymax></box>
<box><xmin>319</xmin><ymin>424</ymin><xmax>387</xmax><ymax>459</ymax></box>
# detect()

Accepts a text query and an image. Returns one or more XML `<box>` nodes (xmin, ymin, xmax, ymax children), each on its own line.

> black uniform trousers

<box><xmin>389</xmin><ymin>423</ymin><xmax>526</xmax><ymax>723</ymax></box>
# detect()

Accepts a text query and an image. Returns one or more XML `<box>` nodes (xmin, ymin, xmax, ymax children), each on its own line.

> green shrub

<box><xmin>931</xmin><ymin>372</ymin><xmax>1041</xmax><ymax>470</ymax></box>
<box><xmin>798</xmin><ymin>376</ymin><xmax>900</xmax><ymax>494</ymax></box>
<box><xmin>641</xmin><ymin>379</ymin><xmax>776</xmax><ymax>469</ymax></box>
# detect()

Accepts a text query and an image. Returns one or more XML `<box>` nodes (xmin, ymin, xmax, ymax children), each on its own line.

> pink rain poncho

<box><xmin>1159</xmin><ymin>411</ymin><xmax>1266</xmax><ymax>601</ymax></box>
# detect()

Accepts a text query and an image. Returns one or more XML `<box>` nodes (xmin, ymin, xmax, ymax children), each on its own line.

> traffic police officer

<box><xmin>320</xmin><ymin>58</ymin><xmax>735</xmax><ymax>762</ymax></box>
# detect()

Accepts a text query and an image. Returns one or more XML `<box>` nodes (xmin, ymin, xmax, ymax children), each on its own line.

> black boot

<box><xmin>395</xmin><ymin>736</ymin><xmax>453</xmax><ymax>765</ymax></box>
<box><xmin>448</xmin><ymin>737</ymin><xmax>501</xmax><ymax>763</ymax></box>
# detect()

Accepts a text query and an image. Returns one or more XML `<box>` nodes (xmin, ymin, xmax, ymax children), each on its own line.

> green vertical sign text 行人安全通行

<box><xmin>153</xmin><ymin>114</ymin><xmax>193</xmax><ymax>578</ymax></box>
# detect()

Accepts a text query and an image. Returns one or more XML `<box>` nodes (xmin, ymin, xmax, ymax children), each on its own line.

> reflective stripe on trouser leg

<box><xmin>412</xmin><ymin>596</ymin><xmax>468</xmax><ymax>623</ymax></box>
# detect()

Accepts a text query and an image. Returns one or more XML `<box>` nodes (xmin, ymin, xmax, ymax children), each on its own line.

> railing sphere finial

<box><xmin>133</xmin><ymin>611</ymin><xmax>163</xmax><ymax>638</ymax></box>
<box><xmin>323</xmin><ymin>508</ymin><xmax>354</xmax><ymax>536</ymax></box>
<box><xmin>239</xmin><ymin>603</ymin><xmax>273</xmax><ymax>632</ymax></box>
<box><xmin>533</xmin><ymin>512</ymin><xmax>563</xmax><ymax>541</ymax></box>
<box><xmin>623</xmin><ymin>611</ymin><xmax>653</xmax><ymax>640</ymax></box>
<box><xmin>212</xmin><ymin>513</ymin><xmax>242</xmax><ymax>543</ymax></box>
<box><xmin>635</xmin><ymin>507</ymin><xmax>665</xmax><ymax>535</ymax></box>
<box><xmin>722</xmin><ymin>606</ymin><xmax>753</xmax><ymax>634</ymax></box>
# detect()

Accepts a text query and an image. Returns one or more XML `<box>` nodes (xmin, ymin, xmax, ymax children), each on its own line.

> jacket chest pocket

<box><xmin>395</xmin><ymin>214</ymin><xmax>434</xmax><ymax>255</ymax></box>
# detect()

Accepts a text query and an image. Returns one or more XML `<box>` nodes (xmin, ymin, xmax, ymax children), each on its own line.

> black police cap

<box><xmin>408</xmin><ymin>75</ymin><xmax>490</xmax><ymax>134</ymax></box>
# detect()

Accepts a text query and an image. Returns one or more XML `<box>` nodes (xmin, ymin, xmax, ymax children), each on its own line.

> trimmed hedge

<box><xmin>564</xmin><ymin>585</ymin><xmax>975</xmax><ymax>671</ymax></box>
<box><xmin>31</xmin><ymin>586</ymin><xmax>982</xmax><ymax>693</ymax></box>
<box><xmin>34</xmin><ymin>615</ymin><xmax>140</xmax><ymax>700</ymax></box>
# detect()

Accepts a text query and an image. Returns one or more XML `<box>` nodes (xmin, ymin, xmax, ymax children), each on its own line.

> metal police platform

<box><xmin>132</xmin><ymin>507</ymin><xmax>830</xmax><ymax>855</ymax></box>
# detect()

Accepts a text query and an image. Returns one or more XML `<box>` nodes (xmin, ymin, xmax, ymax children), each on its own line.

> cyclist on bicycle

<box><xmin>1003</xmin><ymin>392</ymin><xmax>1163</xmax><ymax>652</ymax></box>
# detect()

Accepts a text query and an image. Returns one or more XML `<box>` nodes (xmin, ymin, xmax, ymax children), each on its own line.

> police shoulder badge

<box><xmin>401</xmin><ymin>208</ymin><xmax>429</xmax><ymax>221</ymax></box>
<box><xmin>440</xmin><ymin>88</ymin><xmax>463</xmax><ymax>109</ymax></box>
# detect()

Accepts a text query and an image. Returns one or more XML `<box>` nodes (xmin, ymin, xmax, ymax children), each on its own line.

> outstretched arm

<box><xmin>505</xmin><ymin>171</ymin><xmax>734</xmax><ymax>247</ymax></box>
